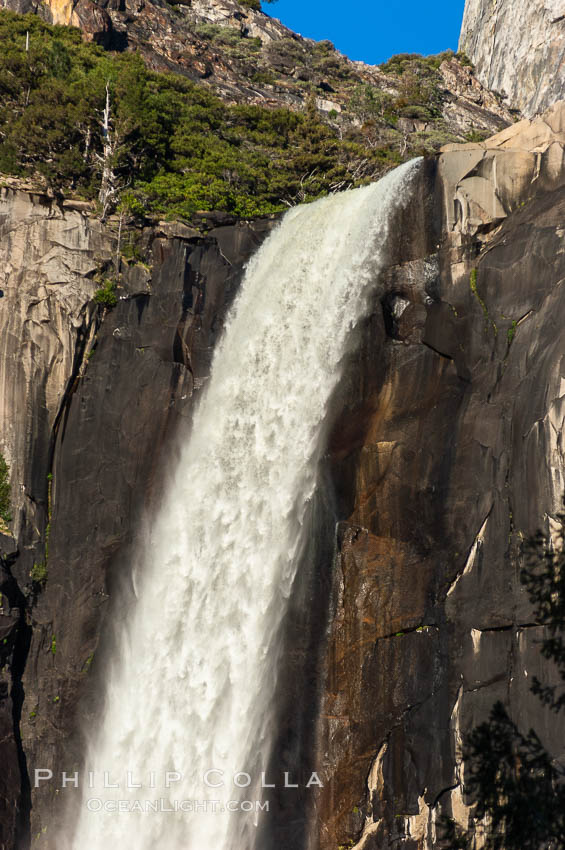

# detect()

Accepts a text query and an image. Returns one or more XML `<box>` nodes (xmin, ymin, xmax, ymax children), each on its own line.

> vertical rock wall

<box><xmin>0</xmin><ymin>190</ymin><xmax>114</xmax><ymax>850</ymax></box>
<box><xmin>459</xmin><ymin>0</ymin><xmax>565</xmax><ymax>117</ymax></box>
<box><xmin>314</xmin><ymin>106</ymin><xmax>565</xmax><ymax>849</ymax></box>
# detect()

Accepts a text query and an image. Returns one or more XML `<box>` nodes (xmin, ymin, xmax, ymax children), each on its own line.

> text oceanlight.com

<box><xmin>85</xmin><ymin>799</ymin><xmax>270</xmax><ymax>814</ymax></box>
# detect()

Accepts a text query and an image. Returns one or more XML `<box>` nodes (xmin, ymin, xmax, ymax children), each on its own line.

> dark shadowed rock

<box><xmin>71</xmin><ymin>0</ymin><xmax>113</xmax><ymax>45</ymax></box>
<box><xmin>313</xmin><ymin>113</ymin><xmax>565</xmax><ymax>850</ymax></box>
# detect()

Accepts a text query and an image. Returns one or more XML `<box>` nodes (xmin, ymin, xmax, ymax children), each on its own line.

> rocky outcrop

<box><xmin>439</xmin><ymin>101</ymin><xmax>565</xmax><ymax>234</ymax></box>
<box><xmin>437</xmin><ymin>56</ymin><xmax>517</xmax><ymax>136</ymax></box>
<box><xmin>0</xmin><ymin>188</ymin><xmax>114</xmax><ymax>545</ymax></box>
<box><xmin>1</xmin><ymin>0</ymin><xmax>513</xmax><ymax>146</ymax></box>
<box><xmin>459</xmin><ymin>0</ymin><xmax>565</xmax><ymax>117</ymax></box>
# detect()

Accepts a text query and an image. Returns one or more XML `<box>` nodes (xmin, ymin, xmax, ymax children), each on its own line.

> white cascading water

<box><xmin>68</xmin><ymin>159</ymin><xmax>421</xmax><ymax>850</ymax></box>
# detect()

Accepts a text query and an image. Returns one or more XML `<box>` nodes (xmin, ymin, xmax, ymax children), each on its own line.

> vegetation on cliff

<box><xmin>236</xmin><ymin>0</ymin><xmax>277</xmax><ymax>8</ymax></box>
<box><xmin>0</xmin><ymin>11</ymin><xmax>399</xmax><ymax>218</ymax></box>
<box><xmin>0</xmin><ymin>453</ymin><xmax>11</xmax><ymax>525</ymax></box>
<box><xmin>0</xmin><ymin>11</ymin><xmax>470</xmax><ymax>221</ymax></box>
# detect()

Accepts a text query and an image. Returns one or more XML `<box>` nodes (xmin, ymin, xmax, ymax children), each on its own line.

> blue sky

<box><xmin>268</xmin><ymin>0</ymin><xmax>466</xmax><ymax>65</ymax></box>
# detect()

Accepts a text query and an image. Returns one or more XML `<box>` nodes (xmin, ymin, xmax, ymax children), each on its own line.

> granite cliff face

<box><xmin>315</xmin><ymin>102</ymin><xmax>565</xmax><ymax>850</ymax></box>
<box><xmin>0</xmin><ymin>189</ymin><xmax>115</xmax><ymax>848</ymax></box>
<box><xmin>1</xmin><ymin>104</ymin><xmax>565</xmax><ymax>850</ymax></box>
<box><xmin>1</xmin><ymin>1</ymin><xmax>565</xmax><ymax>846</ymax></box>
<box><xmin>460</xmin><ymin>0</ymin><xmax>565</xmax><ymax>117</ymax></box>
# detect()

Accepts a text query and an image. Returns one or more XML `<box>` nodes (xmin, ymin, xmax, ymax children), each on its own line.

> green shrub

<box><xmin>456</xmin><ymin>51</ymin><xmax>474</xmax><ymax>68</ymax></box>
<box><xmin>93</xmin><ymin>279</ymin><xmax>118</xmax><ymax>309</ymax></box>
<box><xmin>395</xmin><ymin>71</ymin><xmax>443</xmax><ymax>118</ymax></box>
<box><xmin>271</xmin><ymin>36</ymin><xmax>304</xmax><ymax>61</ymax></box>
<box><xmin>31</xmin><ymin>562</ymin><xmax>48</xmax><ymax>586</ymax></box>
<box><xmin>238</xmin><ymin>0</ymin><xmax>278</xmax><ymax>7</ymax></box>
<box><xmin>194</xmin><ymin>23</ymin><xmax>241</xmax><ymax>46</ymax></box>
<box><xmin>250</xmin><ymin>69</ymin><xmax>275</xmax><ymax>84</ymax></box>
<box><xmin>121</xmin><ymin>233</ymin><xmax>145</xmax><ymax>264</ymax></box>
<box><xmin>464</xmin><ymin>129</ymin><xmax>489</xmax><ymax>143</ymax></box>
<box><xmin>381</xmin><ymin>50</ymin><xmax>454</xmax><ymax>75</ymax></box>
<box><xmin>349</xmin><ymin>84</ymin><xmax>394</xmax><ymax>121</ymax></box>
<box><xmin>410</xmin><ymin>127</ymin><xmax>460</xmax><ymax>153</ymax></box>
<box><xmin>118</xmin><ymin>192</ymin><xmax>146</xmax><ymax>220</ymax></box>
<box><xmin>399</xmin><ymin>105</ymin><xmax>433</xmax><ymax>121</ymax></box>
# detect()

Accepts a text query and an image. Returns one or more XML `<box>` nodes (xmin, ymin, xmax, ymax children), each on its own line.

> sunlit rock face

<box><xmin>314</xmin><ymin>104</ymin><xmax>565</xmax><ymax>850</ymax></box>
<box><xmin>459</xmin><ymin>0</ymin><xmax>565</xmax><ymax>117</ymax></box>
<box><xmin>439</xmin><ymin>101</ymin><xmax>565</xmax><ymax>234</ymax></box>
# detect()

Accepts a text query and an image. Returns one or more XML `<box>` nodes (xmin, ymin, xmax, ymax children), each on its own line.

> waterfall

<box><xmin>68</xmin><ymin>158</ymin><xmax>421</xmax><ymax>850</ymax></box>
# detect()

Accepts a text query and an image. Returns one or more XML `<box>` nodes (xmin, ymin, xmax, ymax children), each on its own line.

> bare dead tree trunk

<box><xmin>83</xmin><ymin>126</ymin><xmax>92</xmax><ymax>162</ymax></box>
<box><xmin>97</xmin><ymin>82</ymin><xmax>119</xmax><ymax>220</ymax></box>
<box><xmin>115</xmin><ymin>210</ymin><xmax>124</xmax><ymax>281</ymax></box>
